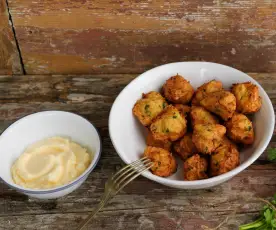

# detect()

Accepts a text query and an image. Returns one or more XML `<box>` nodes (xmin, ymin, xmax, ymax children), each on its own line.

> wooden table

<box><xmin>0</xmin><ymin>0</ymin><xmax>276</xmax><ymax>229</ymax></box>
<box><xmin>1</xmin><ymin>1</ymin><xmax>276</xmax><ymax>75</ymax></box>
<box><xmin>0</xmin><ymin>73</ymin><xmax>275</xmax><ymax>230</ymax></box>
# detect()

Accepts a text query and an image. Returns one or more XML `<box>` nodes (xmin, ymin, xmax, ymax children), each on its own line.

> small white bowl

<box><xmin>0</xmin><ymin>111</ymin><xmax>101</xmax><ymax>199</ymax></box>
<box><xmin>109</xmin><ymin>62</ymin><xmax>275</xmax><ymax>189</ymax></box>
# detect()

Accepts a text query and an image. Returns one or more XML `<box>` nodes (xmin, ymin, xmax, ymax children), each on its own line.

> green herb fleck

<box><xmin>145</xmin><ymin>104</ymin><xmax>151</xmax><ymax>115</ymax></box>
<box><xmin>165</xmin><ymin>128</ymin><xmax>170</xmax><ymax>133</ymax></box>
<box><xmin>163</xmin><ymin>102</ymin><xmax>167</xmax><ymax>109</ymax></box>
<box><xmin>205</xmin><ymin>146</ymin><xmax>208</xmax><ymax>153</ymax></box>
<box><xmin>239</xmin><ymin>194</ymin><xmax>276</xmax><ymax>230</ymax></box>
<box><xmin>173</xmin><ymin>115</ymin><xmax>177</xmax><ymax>119</ymax></box>
<box><xmin>246</xmin><ymin>126</ymin><xmax>252</xmax><ymax>131</ymax></box>
<box><xmin>268</xmin><ymin>148</ymin><xmax>276</xmax><ymax>161</ymax></box>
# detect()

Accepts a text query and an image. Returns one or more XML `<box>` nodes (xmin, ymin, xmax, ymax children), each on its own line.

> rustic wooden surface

<box><xmin>0</xmin><ymin>0</ymin><xmax>21</xmax><ymax>74</ymax></box>
<box><xmin>0</xmin><ymin>73</ymin><xmax>275</xmax><ymax>230</ymax></box>
<box><xmin>5</xmin><ymin>0</ymin><xmax>276</xmax><ymax>74</ymax></box>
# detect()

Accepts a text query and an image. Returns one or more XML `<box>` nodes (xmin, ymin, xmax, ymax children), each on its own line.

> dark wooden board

<box><xmin>7</xmin><ymin>0</ymin><xmax>276</xmax><ymax>74</ymax></box>
<box><xmin>0</xmin><ymin>0</ymin><xmax>21</xmax><ymax>74</ymax></box>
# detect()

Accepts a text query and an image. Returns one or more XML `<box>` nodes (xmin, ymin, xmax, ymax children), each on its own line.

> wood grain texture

<box><xmin>0</xmin><ymin>73</ymin><xmax>275</xmax><ymax>229</ymax></box>
<box><xmin>8</xmin><ymin>0</ymin><xmax>276</xmax><ymax>74</ymax></box>
<box><xmin>0</xmin><ymin>0</ymin><xmax>21</xmax><ymax>74</ymax></box>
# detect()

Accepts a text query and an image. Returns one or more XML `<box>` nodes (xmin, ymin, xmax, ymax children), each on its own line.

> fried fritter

<box><xmin>146</xmin><ymin>131</ymin><xmax>172</xmax><ymax>151</ymax></box>
<box><xmin>190</xmin><ymin>106</ymin><xmax>219</xmax><ymax>127</ymax></box>
<box><xmin>183</xmin><ymin>154</ymin><xmax>208</xmax><ymax>181</ymax></box>
<box><xmin>199</xmin><ymin>90</ymin><xmax>236</xmax><ymax>121</ymax></box>
<box><xmin>192</xmin><ymin>80</ymin><xmax>223</xmax><ymax>105</ymax></box>
<box><xmin>162</xmin><ymin>74</ymin><xmax>194</xmax><ymax>104</ymax></box>
<box><xmin>232</xmin><ymin>82</ymin><xmax>262</xmax><ymax>114</ymax></box>
<box><xmin>174</xmin><ymin>104</ymin><xmax>191</xmax><ymax>117</ymax></box>
<box><xmin>150</xmin><ymin>105</ymin><xmax>187</xmax><ymax>141</ymax></box>
<box><xmin>219</xmin><ymin>136</ymin><xmax>238</xmax><ymax>149</ymax></box>
<box><xmin>225</xmin><ymin>113</ymin><xmax>254</xmax><ymax>145</ymax></box>
<box><xmin>210</xmin><ymin>142</ymin><xmax>240</xmax><ymax>176</ymax></box>
<box><xmin>143</xmin><ymin>146</ymin><xmax>177</xmax><ymax>177</ymax></box>
<box><xmin>133</xmin><ymin>91</ymin><xmax>168</xmax><ymax>126</ymax></box>
<box><xmin>192</xmin><ymin>124</ymin><xmax>226</xmax><ymax>154</ymax></box>
<box><xmin>173</xmin><ymin>133</ymin><xmax>197</xmax><ymax>161</ymax></box>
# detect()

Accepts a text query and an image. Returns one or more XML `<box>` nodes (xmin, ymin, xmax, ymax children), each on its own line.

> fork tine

<box><xmin>114</xmin><ymin>162</ymin><xmax>153</xmax><ymax>195</ymax></box>
<box><xmin>116</xmin><ymin>160</ymin><xmax>153</xmax><ymax>188</ymax></box>
<box><xmin>113</xmin><ymin>158</ymin><xmax>151</xmax><ymax>183</ymax></box>
<box><xmin>112</xmin><ymin>157</ymin><xmax>149</xmax><ymax>180</ymax></box>
<box><xmin>77</xmin><ymin>157</ymin><xmax>152</xmax><ymax>230</ymax></box>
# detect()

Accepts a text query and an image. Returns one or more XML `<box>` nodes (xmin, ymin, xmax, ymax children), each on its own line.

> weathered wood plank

<box><xmin>8</xmin><ymin>0</ymin><xmax>276</xmax><ymax>74</ymax></box>
<box><xmin>0</xmin><ymin>211</ymin><xmax>270</xmax><ymax>230</ymax></box>
<box><xmin>0</xmin><ymin>73</ymin><xmax>275</xmax><ymax>229</ymax></box>
<box><xmin>0</xmin><ymin>0</ymin><xmax>21</xmax><ymax>74</ymax></box>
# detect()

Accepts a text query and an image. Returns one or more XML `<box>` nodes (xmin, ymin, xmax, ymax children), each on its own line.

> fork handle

<box><xmin>77</xmin><ymin>201</ymin><xmax>106</xmax><ymax>230</ymax></box>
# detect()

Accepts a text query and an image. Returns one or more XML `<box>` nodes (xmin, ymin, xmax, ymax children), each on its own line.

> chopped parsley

<box><xmin>144</xmin><ymin>104</ymin><xmax>151</xmax><ymax>115</ymax></box>
<box><xmin>173</xmin><ymin>113</ymin><xmax>178</xmax><ymax>119</ymax></box>
<box><xmin>268</xmin><ymin>148</ymin><xmax>276</xmax><ymax>161</ymax></box>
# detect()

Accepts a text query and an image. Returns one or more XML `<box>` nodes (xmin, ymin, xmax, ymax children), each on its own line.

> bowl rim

<box><xmin>109</xmin><ymin>61</ymin><xmax>275</xmax><ymax>187</ymax></box>
<box><xmin>0</xmin><ymin>110</ymin><xmax>102</xmax><ymax>194</ymax></box>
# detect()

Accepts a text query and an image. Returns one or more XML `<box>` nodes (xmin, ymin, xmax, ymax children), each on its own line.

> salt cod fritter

<box><xmin>190</xmin><ymin>106</ymin><xmax>219</xmax><ymax>127</ymax></box>
<box><xmin>183</xmin><ymin>154</ymin><xmax>208</xmax><ymax>181</ymax></box>
<box><xmin>192</xmin><ymin>124</ymin><xmax>226</xmax><ymax>154</ymax></box>
<box><xmin>146</xmin><ymin>131</ymin><xmax>172</xmax><ymax>151</ymax></box>
<box><xmin>192</xmin><ymin>80</ymin><xmax>223</xmax><ymax>105</ymax></box>
<box><xmin>150</xmin><ymin>105</ymin><xmax>187</xmax><ymax>142</ymax></box>
<box><xmin>162</xmin><ymin>74</ymin><xmax>194</xmax><ymax>104</ymax></box>
<box><xmin>199</xmin><ymin>90</ymin><xmax>236</xmax><ymax>121</ymax></box>
<box><xmin>173</xmin><ymin>133</ymin><xmax>197</xmax><ymax>161</ymax></box>
<box><xmin>232</xmin><ymin>82</ymin><xmax>262</xmax><ymax>114</ymax></box>
<box><xmin>133</xmin><ymin>91</ymin><xmax>168</xmax><ymax>126</ymax></box>
<box><xmin>225</xmin><ymin>113</ymin><xmax>254</xmax><ymax>145</ymax></box>
<box><xmin>143</xmin><ymin>146</ymin><xmax>177</xmax><ymax>177</ymax></box>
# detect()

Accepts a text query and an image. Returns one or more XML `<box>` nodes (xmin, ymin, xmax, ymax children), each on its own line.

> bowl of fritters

<box><xmin>109</xmin><ymin>62</ymin><xmax>274</xmax><ymax>189</ymax></box>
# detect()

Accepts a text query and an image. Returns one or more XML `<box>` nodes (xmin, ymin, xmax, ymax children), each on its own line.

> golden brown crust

<box><xmin>173</xmin><ymin>133</ymin><xmax>197</xmax><ymax>161</ymax></box>
<box><xmin>219</xmin><ymin>136</ymin><xmax>238</xmax><ymax>149</ymax></box>
<box><xmin>143</xmin><ymin>146</ymin><xmax>177</xmax><ymax>177</ymax></box>
<box><xmin>190</xmin><ymin>106</ymin><xmax>219</xmax><ymax>127</ymax></box>
<box><xmin>146</xmin><ymin>131</ymin><xmax>172</xmax><ymax>151</ymax></box>
<box><xmin>232</xmin><ymin>82</ymin><xmax>262</xmax><ymax>114</ymax></box>
<box><xmin>210</xmin><ymin>143</ymin><xmax>240</xmax><ymax>176</ymax></box>
<box><xmin>199</xmin><ymin>90</ymin><xmax>236</xmax><ymax>121</ymax></box>
<box><xmin>162</xmin><ymin>74</ymin><xmax>194</xmax><ymax>104</ymax></box>
<box><xmin>150</xmin><ymin>105</ymin><xmax>187</xmax><ymax>142</ymax></box>
<box><xmin>225</xmin><ymin>113</ymin><xmax>254</xmax><ymax>145</ymax></box>
<box><xmin>192</xmin><ymin>124</ymin><xmax>226</xmax><ymax>154</ymax></box>
<box><xmin>132</xmin><ymin>91</ymin><xmax>168</xmax><ymax>126</ymax></box>
<box><xmin>183</xmin><ymin>154</ymin><xmax>208</xmax><ymax>181</ymax></box>
<box><xmin>174</xmin><ymin>104</ymin><xmax>191</xmax><ymax>117</ymax></box>
<box><xmin>192</xmin><ymin>80</ymin><xmax>223</xmax><ymax>105</ymax></box>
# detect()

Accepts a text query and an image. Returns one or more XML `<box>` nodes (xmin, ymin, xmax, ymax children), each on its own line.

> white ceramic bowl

<box><xmin>109</xmin><ymin>62</ymin><xmax>275</xmax><ymax>189</ymax></box>
<box><xmin>0</xmin><ymin>111</ymin><xmax>101</xmax><ymax>199</ymax></box>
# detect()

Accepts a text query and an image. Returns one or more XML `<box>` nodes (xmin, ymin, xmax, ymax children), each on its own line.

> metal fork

<box><xmin>77</xmin><ymin>156</ymin><xmax>153</xmax><ymax>230</ymax></box>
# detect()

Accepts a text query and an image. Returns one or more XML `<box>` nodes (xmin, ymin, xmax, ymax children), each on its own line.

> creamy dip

<box><xmin>11</xmin><ymin>137</ymin><xmax>92</xmax><ymax>189</ymax></box>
